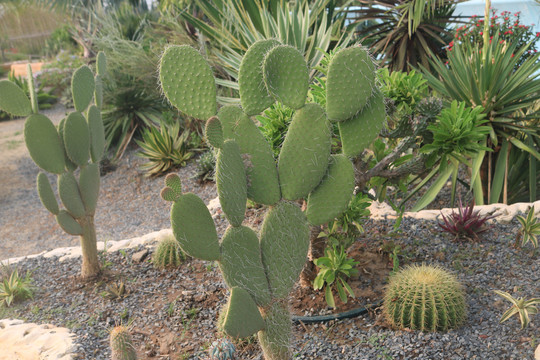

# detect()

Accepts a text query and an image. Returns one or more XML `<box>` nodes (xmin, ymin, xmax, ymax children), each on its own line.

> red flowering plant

<box><xmin>450</xmin><ymin>9</ymin><xmax>539</xmax><ymax>67</ymax></box>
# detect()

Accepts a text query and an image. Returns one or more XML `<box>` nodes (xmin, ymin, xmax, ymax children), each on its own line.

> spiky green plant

<box><xmin>209</xmin><ymin>338</ymin><xmax>236</xmax><ymax>360</ymax></box>
<box><xmin>383</xmin><ymin>264</ymin><xmax>466</xmax><ymax>332</ymax></box>
<box><xmin>110</xmin><ymin>325</ymin><xmax>137</xmax><ymax>360</ymax></box>
<box><xmin>152</xmin><ymin>234</ymin><xmax>184</xmax><ymax>269</ymax></box>
<box><xmin>0</xmin><ymin>55</ymin><xmax>107</xmax><ymax>279</ymax></box>
<box><xmin>515</xmin><ymin>206</ymin><xmax>540</xmax><ymax>250</ymax></box>
<box><xmin>0</xmin><ymin>264</ymin><xmax>35</xmax><ymax>307</ymax></box>
<box><xmin>158</xmin><ymin>41</ymin><xmax>384</xmax><ymax>359</ymax></box>
<box><xmin>493</xmin><ymin>290</ymin><xmax>540</xmax><ymax>330</ymax></box>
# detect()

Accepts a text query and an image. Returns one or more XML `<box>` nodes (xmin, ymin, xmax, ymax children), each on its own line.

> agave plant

<box><xmin>439</xmin><ymin>199</ymin><xmax>494</xmax><ymax>241</ymax></box>
<box><xmin>515</xmin><ymin>206</ymin><xmax>540</xmax><ymax>250</ymax></box>
<box><xmin>493</xmin><ymin>290</ymin><xmax>540</xmax><ymax>329</ymax></box>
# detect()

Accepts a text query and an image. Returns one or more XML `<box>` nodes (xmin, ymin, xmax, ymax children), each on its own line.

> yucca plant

<box><xmin>420</xmin><ymin>32</ymin><xmax>540</xmax><ymax>205</ymax></box>
<box><xmin>493</xmin><ymin>290</ymin><xmax>540</xmax><ymax>330</ymax></box>
<box><xmin>438</xmin><ymin>199</ymin><xmax>494</xmax><ymax>241</ymax></box>
<box><xmin>313</xmin><ymin>245</ymin><xmax>359</xmax><ymax>308</ymax></box>
<box><xmin>135</xmin><ymin>119</ymin><xmax>201</xmax><ymax>176</ymax></box>
<box><xmin>515</xmin><ymin>206</ymin><xmax>540</xmax><ymax>250</ymax></box>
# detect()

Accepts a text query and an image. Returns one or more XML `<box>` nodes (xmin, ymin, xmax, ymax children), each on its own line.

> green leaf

<box><xmin>325</xmin><ymin>285</ymin><xmax>336</xmax><ymax>308</ymax></box>
<box><xmin>411</xmin><ymin>163</ymin><xmax>454</xmax><ymax>211</ymax></box>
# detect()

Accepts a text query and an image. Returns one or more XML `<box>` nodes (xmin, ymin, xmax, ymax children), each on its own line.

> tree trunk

<box><xmin>79</xmin><ymin>215</ymin><xmax>101</xmax><ymax>279</ymax></box>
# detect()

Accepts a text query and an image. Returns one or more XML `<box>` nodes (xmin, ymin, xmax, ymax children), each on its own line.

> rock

<box><xmin>0</xmin><ymin>319</ymin><xmax>76</xmax><ymax>360</ymax></box>
<box><xmin>159</xmin><ymin>333</ymin><xmax>176</xmax><ymax>355</ymax></box>
<box><xmin>132</xmin><ymin>249</ymin><xmax>149</xmax><ymax>263</ymax></box>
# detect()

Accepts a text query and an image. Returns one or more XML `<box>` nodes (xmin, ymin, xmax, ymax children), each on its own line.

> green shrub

<box><xmin>383</xmin><ymin>264</ymin><xmax>466</xmax><ymax>332</ymax></box>
<box><xmin>0</xmin><ymin>264</ymin><xmax>35</xmax><ymax>307</ymax></box>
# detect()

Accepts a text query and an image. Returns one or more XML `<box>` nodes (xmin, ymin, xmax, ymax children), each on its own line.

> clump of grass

<box><xmin>0</xmin><ymin>263</ymin><xmax>35</xmax><ymax>307</ymax></box>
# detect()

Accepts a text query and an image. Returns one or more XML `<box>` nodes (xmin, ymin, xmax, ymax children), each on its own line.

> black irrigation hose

<box><xmin>292</xmin><ymin>300</ymin><xmax>383</xmax><ymax>324</ymax></box>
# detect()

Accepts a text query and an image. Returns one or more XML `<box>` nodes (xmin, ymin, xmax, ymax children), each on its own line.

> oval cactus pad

<box><xmin>24</xmin><ymin>114</ymin><xmax>66</xmax><ymax>174</ymax></box>
<box><xmin>171</xmin><ymin>192</ymin><xmax>220</xmax><ymax>261</ymax></box>
<box><xmin>72</xmin><ymin>65</ymin><xmax>95</xmax><ymax>112</ymax></box>
<box><xmin>0</xmin><ymin>80</ymin><xmax>31</xmax><ymax>117</ymax></box>
<box><xmin>222</xmin><ymin>287</ymin><xmax>265</xmax><ymax>338</ymax></box>
<box><xmin>259</xmin><ymin>201</ymin><xmax>310</xmax><ymax>299</ymax></box>
<box><xmin>239</xmin><ymin>39</ymin><xmax>281</xmax><ymax>115</ymax></box>
<box><xmin>306</xmin><ymin>154</ymin><xmax>355</xmax><ymax>226</ymax></box>
<box><xmin>159</xmin><ymin>45</ymin><xmax>217</xmax><ymax>120</ymax></box>
<box><xmin>263</xmin><ymin>45</ymin><xmax>309</xmax><ymax>110</ymax></box>
<box><xmin>326</xmin><ymin>46</ymin><xmax>376</xmax><ymax>121</ymax></box>
<box><xmin>277</xmin><ymin>103</ymin><xmax>331</xmax><ymax>200</ymax></box>
<box><xmin>64</xmin><ymin>111</ymin><xmax>91</xmax><ymax>167</ymax></box>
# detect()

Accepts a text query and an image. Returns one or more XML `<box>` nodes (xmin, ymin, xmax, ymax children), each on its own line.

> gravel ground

<box><xmin>3</xmin><ymin>216</ymin><xmax>538</xmax><ymax>359</ymax></box>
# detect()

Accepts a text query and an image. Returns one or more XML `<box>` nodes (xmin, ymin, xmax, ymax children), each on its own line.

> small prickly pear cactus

<box><xmin>383</xmin><ymin>264</ymin><xmax>467</xmax><ymax>332</ymax></box>
<box><xmin>208</xmin><ymin>338</ymin><xmax>236</xmax><ymax>360</ymax></box>
<box><xmin>0</xmin><ymin>54</ymin><xmax>107</xmax><ymax>279</ymax></box>
<box><xmin>110</xmin><ymin>325</ymin><xmax>137</xmax><ymax>360</ymax></box>
<box><xmin>158</xmin><ymin>41</ymin><xmax>383</xmax><ymax>359</ymax></box>
<box><xmin>152</xmin><ymin>234</ymin><xmax>184</xmax><ymax>269</ymax></box>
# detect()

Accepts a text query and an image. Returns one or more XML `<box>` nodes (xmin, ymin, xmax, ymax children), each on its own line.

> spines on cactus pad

<box><xmin>0</xmin><ymin>80</ymin><xmax>32</xmax><ymax>116</ymax></box>
<box><xmin>79</xmin><ymin>163</ymin><xmax>100</xmax><ymax>215</ymax></box>
<box><xmin>159</xmin><ymin>45</ymin><xmax>217</xmax><ymax>120</ymax></box>
<box><xmin>219</xmin><ymin>225</ymin><xmax>271</xmax><ymax>306</ymax></box>
<box><xmin>24</xmin><ymin>114</ymin><xmax>66</xmax><ymax>174</ymax></box>
<box><xmin>326</xmin><ymin>46</ymin><xmax>376</xmax><ymax>122</ymax></box>
<box><xmin>222</xmin><ymin>287</ymin><xmax>265</xmax><ymax>338</ymax></box>
<box><xmin>306</xmin><ymin>154</ymin><xmax>355</xmax><ymax>226</ymax></box>
<box><xmin>259</xmin><ymin>201</ymin><xmax>309</xmax><ymax>299</ymax></box>
<box><xmin>170</xmin><ymin>192</ymin><xmax>220</xmax><ymax>261</ymax></box>
<box><xmin>63</xmin><ymin>112</ymin><xmax>91</xmax><ymax>167</ymax></box>
<box><xmin>37</xmin><ymin>172</ymin><xmax>59</xmax><ymax>215</ymax></box>
<box><xmin>338</xmin><ymin>90</ymin><xmax>386</xmax><ymax>157</ymax></box>
<box><xmin>216</xmin><ymin>139</ymin><xmax>247</xmax><ymax>227</ymax></box>
<box><xmin>87</xmin><ymin>105</ymin><xmax>105</xmax><ymax>163</ymax></box>
<box><xmin>164</xmin><ymin>173</ymin><xmax>182</xmax><ymax>196</ymax></box>
<box><xmin>72</xmin><ymin>65</ymin><xmax>95</xmax><ymax>112</ymax></box>
<box><xmin>277</xmin><ymin>103</ymin><xmax>331</xmax><ymax>201</ymax></box>
<box><xmin>205</xmin><ymin>116</ymin><xmax>224</xmax><ymax>149</ymax></box>
<box><xmin>257</xmin><ymin>301</ymin><xmax>292</xmax><ymax>360</ymax></box>
<box><xmin>217</xmin><ymin>105</ymin><xmax>280</xmax><ymax>205</ymax></box>
<box><xmin>263</xmin><ymin>45</ymin><xmax>309</xmax><ymax>110</ymax></box>
<box><xmin>239</xmin><ymin>39</ymin><xmax>281</xmax><ymax>115</ymax></box>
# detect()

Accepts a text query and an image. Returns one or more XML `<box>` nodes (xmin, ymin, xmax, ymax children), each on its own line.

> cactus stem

<box><xmin>79</xmin><ymin>215</ymin><xmax>101</xmax><ymax>279</ymax></box>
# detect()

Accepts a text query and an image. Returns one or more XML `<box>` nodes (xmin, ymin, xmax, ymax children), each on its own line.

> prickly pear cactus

<box><xmin>0</xmin><ymin>53</ymin><xmax>108</xmax><ymax>279</ymax></box>
<box><xmin>383</xmin><ymin>264</ymin><xmax>467</xmax><ymax>332</ymax></box>
<box><xmin>110</xmin><ymin>325</ymin><xmax>137</xmax><ymax>360</ymax></box>
<box><xmin>158</xmin><ymin>42</ymin><xmax>383</xmax><ymax>359</ymax></box>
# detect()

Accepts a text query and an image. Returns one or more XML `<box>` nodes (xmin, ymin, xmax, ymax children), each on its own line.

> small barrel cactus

<box><xmin>209</xmin><ymin>338</ymin><xmax>236</xmax><ymax>360</ymax></box>
<box><xmin>383</xmin><ymin>264</ymin><xmax>466</xmax><ymax>332</ymax></box>
<box><xmin>152</xmin><ymin>234</ymin><xmax>184</xmax><ymax>269</ymax></box>
<box><xmin>110</xmin><ymin>325</ymin><xmax>137</xmax><ymax>360</ymax></box>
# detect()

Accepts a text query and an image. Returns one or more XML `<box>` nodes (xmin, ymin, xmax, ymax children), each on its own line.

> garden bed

<box><xmin>1</xmin><ymin>215</ymin><xmax>538</xmax><ymax>359</ymax></box>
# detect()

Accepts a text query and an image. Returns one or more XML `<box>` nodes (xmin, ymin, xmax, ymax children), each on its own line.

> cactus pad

<box><xmin>239</xmin><ymin>39</ymin><xmax>281</xmax><ymax>115</ymax></box>
<box><xmin>160</xmin><ymin>187</ymin><xmax>180</xmax><ymax>202</ymax></box>
<box><xmin>37</xmin><ymin>172</ymin><xmax>59</xmax><ymax>215</ymax></box>
<box><xmin>205</xmin><ymin>116</ymin><xmax>224</xmax><ymax>149</ymax></box>
<box><xmin>306</xmin><ymin>154</ymin><xmax>355</xmax><ymax>226</ymax></box>
<box><xmin>64</xmin><ymin>112</ymin><xmax>91</xmax><ymax>166</ymax></box>
<box><xmin>222</xmin><ymin>287</ymin><xmax>265</xmax><ymax>338</ymax></box>
<box><xmin>326</xmin><ymin>46</ymin><xmax>376</xmax><ymax>121</ymax></box>
<box><xmin>24</xmin><ymin>114</ymin><xmax>66</xmax><ymax>174</ymax></box>
<box><xmin>259</xmin><ymin>201</ymin><xmax>309</xmax><ymax>298</ymax></box>
<box><xmin>218</xmin><ymin>106</ymin><xmax>280</xmax><ymax>205</ymax></box>
<box><xmin>87</xmin><ymin>105</ymin><xmax>105</xmax><ymax>163</ymax></box>
<box><xmin>164</xmin><ymin>173</ymin><xmax>182</xmax><ymax>196</ymax></box>
<box><xmin>96</xmin><ymin>51</ymin><xmax>107</xmax><ymax>77</ymax></box>
<box><xmin>57</xmin><ymin>118</ymin><xmax>78</xmax><ymax>172</ymax></box>
<box><xmin>216</xmin><ymin>140</ymin><xmax>247</xmax><ymax>227</ymax></box>
<box><xmin>79</xmin><ymin>163</ymin><xmax>100</xmax><ymax>215</ymax></box>
<box><xmin>171</xmin><ymin>193</ymin><xmax>220</xmax><ymax>261</ymax></box>
<box><xmin>219</xmin><ymin>226</ymin><xmax>271</xmax><ymax>306</ymax></box>
<box><xmin>72</xmin><ymin>65</ymin><xmax>95</xmax><ymax>112</ymax></box>
<box><xmin>58</xmin><ymin>172</ymin><xmax>86</xmax><ymax>218</ymax></box>
<box><xmin>56</xmin><ymin>210</ymin><xmax>83</xmax><ymax>235</ymax></box>
<box><xmin>277</xmin><ymin>103</ymin><xmax>331</xmax><ymax>200</ymax></box>
<box><xmin>258</xmin><ymin>301</ymin><xmax>291</xmax><ymax>360</ymax></box>
<box><xmin>383</xmin><ymin>264</ymin><xmax>467</xmax><ymax>332</ymax></box>
<box><xmin>159</xmin><ymin>45</ymin><xmax>217</xmax><ymax>120</ymax></box>
<box><xmin>263</xmin><ymin>45</ymin><xmax>309</xmax><ymax>110</ymax></box>
<box><xmin>94</xmin><ymin>75</ymin><xmax>103</xmax><ymax>109</ymax></box>
<box><xmin>26</xmin><ymin>64</ymin><xmax>38</xmax><ymax>114</ymax></box>
<box><xmin>0</xmin><ymin>80</ymin><xmax>32</xmax><ymax>116</ymax></box>
<box><xmin>338</xmin><ymin>90</ymin><xmax>386</xmax><ymax>157</ymax></box>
